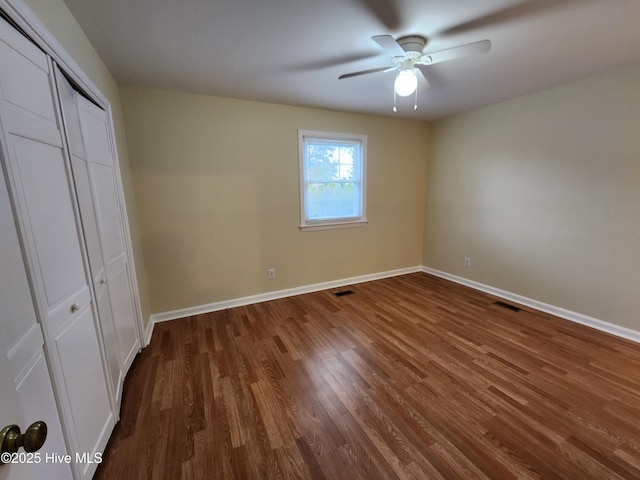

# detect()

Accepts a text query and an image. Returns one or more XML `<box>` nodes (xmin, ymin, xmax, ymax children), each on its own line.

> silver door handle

<box><xmin>70</xmin><ymin>303</ymin><xmax>80</xmax><ymax>313</ymax></box>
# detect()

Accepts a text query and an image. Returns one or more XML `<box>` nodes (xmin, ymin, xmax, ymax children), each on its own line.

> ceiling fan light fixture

<box><xmin>394</xmin><ymin>69</ymin><xmax>418</xmax><ymax>97</ymax></box>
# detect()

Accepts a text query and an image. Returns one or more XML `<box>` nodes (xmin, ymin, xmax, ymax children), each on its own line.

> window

<box><xmin>298</xmin><ymin>130</ymin><xmax>367</xmax><ymax>231</ymax></box>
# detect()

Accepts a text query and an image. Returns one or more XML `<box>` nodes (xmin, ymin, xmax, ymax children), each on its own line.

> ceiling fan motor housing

<box><xmin>397</xmin><ymin>35</ymin><xmax>427</xmax><ymax>54</ymax></box>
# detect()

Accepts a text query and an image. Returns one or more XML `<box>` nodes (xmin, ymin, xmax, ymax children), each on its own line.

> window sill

<box><xmin>299</xmin><ymin>220</ymin><xmax>368</xmax><ymax>232</ymax></box>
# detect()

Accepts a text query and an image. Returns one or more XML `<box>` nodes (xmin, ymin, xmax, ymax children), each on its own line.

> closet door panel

<box><xmin>95</xmin><ymin>279</ymin><xmax>121</xmax><ymax>399</ymax></box>
<box><xmin>70</xmin><ymin>150</ymin><xmax>122</xmax><ymax>398</ymax></box>
<box><xmin>0</xmin><ymin>29</ymin><xmax>54</xmax><ymax>118</ymax></box>
<box><xmin>12</xmin><ymin>137</ymin><xmax>86</xmax><ymax>306</ymax></box>
<box><xmin>78</xmin><ymin>97</ymin><xmax>140</xmax><ymax>371</ymax></box>
<box><xmin>56</xmin><ymin>70</ymin><xmax>125</xmax><ymax>404</ymax></box>
<box><xmin>108</xmin><ymin>262</ymin><xmax>138</xmax><ymax>369</ymax></box>
<box><xmin>91</xmin><ymin>161</ymin><xmax>126</xmax><ymax>263</ymax></box>
<box><xmin>0</xmin><ymin>27</ymin><xmax>59</xmax><ymax>146</ymax></box>
<box><xmin>53</xmin><ymin>303</ymin><xmax>112</xmax><ymax>465</ymax></box>
<box><xmin>0</xmin><ymin>130</ymin><xmax>72</xmax><ymax>480</ymax></box>
<box><xmin>57</xmin><ymin>73</ymin><xmax>104</xmax><ymax>277</ymax></box>
<box><xmin>0</xmin><ymin>18</ymin><xmax>114</xmax><ymax>480</ymax></box>
<box><xmin>90</xmin><ymin>160</ymin><xmax>138</xmax><ymax>367</ymax></box>
<box><xmin>70</xmin><ymin>152</ymin><xmax>105</xmax><ymax>277</ymax></box>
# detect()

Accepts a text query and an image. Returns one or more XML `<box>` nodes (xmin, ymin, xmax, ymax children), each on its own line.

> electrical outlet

<box><xmin>464</xmin><ymin>257</ymin><xmax>471</xmax><ymax>267</ymax></box>
<box><xmin>267</xmin><ymin>268</ymin><xmax>275</xmax><ymax>279</ymax></box>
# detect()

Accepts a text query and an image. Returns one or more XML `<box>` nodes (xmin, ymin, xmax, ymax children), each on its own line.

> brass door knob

<box><xmin>0</xmin><ymin>421</ymin><xmax>47</xmax><ymax>462</ymax></box>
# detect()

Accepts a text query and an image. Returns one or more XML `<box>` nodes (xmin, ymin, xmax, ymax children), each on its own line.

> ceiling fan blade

<box><xmin>372</xmin><ymin>35</ymin><xmax>406</xmax><ymax>57</ymax></box>
<box><xmin>415</xmin><ymin>68</ymin><xmax>430</xmax><ymax>90</ymax></box>
<box><xmin>339</xmin><ymin>66</ymin><xmax>393</xmax><ymax>80</ymax></box>
<box><xmin>288</xmin><ymin>51</ymin><xmax>382</xmax><ymax>72</ymax></box>
<box><xmin>439</xmin><ymin>0</ymin><xmax>579</xmax><ymax>36</ymax></box>
<box><xmin>354</xmin><ymin>0</ymin><xmax>402</xmax><ymax>30</ymax></box>
<box><xmin>421</xmin><ymin>40</ymin><xmax>491</xmax><ymax>66</ymax></box>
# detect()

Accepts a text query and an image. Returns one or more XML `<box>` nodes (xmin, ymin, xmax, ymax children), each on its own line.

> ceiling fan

<box><xmin>339</xmin><ymin>35</ymin><xmax>491</xmax><ymax>111</ymax></box>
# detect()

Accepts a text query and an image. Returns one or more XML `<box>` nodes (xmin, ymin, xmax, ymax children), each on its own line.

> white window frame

<box><xmin>298</xmin><ymin>129</ymin><xmax>368</xmax><ymax>231</ymax></box>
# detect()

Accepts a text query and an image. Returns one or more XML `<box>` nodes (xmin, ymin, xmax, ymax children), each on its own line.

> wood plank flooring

<box><xmin>94</xmin><ymin>273</ymin><xmax>640</xmax><ymax>479</ymax></box>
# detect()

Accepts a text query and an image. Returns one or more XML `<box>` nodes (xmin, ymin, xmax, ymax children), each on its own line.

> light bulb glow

<box><xmin>394</xmin><ymin>69</ymin><xmax>418</xmax><ymax>97</ymax></box>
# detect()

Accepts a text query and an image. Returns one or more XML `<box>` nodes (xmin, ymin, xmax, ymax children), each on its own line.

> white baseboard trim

<box><xmin>421</xmin><ymin>266</ymin><xmax>640</xmax><ymax>344</ymax></box>
<box><xmin>144</xmin><ymin>316</ymin><xmax>155</xmax><ymax>346</ymax></box>
<box><xmin>145</xmin><ymin>265</ymin><xmax>640</xmax><ymax>346</ymax></box>
<box><xmin>146</xmin><ymin>266</ymin><xmax>422</xmax><ymax>339</ymax></box>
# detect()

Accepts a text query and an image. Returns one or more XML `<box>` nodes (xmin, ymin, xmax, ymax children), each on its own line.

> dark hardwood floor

<box><xmin>94</xmin><ymin>273</ymin><xmax>640</xmax><ymax>479</ymax></box>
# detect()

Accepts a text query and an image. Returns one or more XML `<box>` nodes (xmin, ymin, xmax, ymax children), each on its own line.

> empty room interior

<box><xmin>0</xmin><ymin>0</ymin><xmax>639</xmax><ymax>478</ymax></box>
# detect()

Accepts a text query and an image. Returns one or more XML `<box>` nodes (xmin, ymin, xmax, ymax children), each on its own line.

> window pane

<box><xmin>306</xmin><ymin>142</ymin><xmax>359</xmax><ymax>183</ymax></box>
<box><xmin>299</xmin><ymin>130</ymin><xmax>366</xmax><ymax>227</ymax></box>
<box><xmin>307</xmin><ymin>182</ymin><xmax>360</xmax><ymax>219</ymax></box>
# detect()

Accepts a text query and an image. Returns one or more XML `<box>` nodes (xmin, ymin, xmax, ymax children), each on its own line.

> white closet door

<box><xmin>56</xmin><ymin>72</ymin><xmax>141</xmax><ymax>407</ymax></box>
<box><xmin>76</xmin><ymin>95</ymin><xmax>141</xmax><ymax>378</ymax></box>
<box><xmin>0</xmin><ymin>16</ymin><xmax>113</xmax><ymax>480</ymax></box>
<box><xmin>0</xmin><ymin>145</ymin><xmax>72</xmax><ymax>480</ymax></box>
<box><xmin>56</xmin><ymin>70</ymin><xmax>123</xmax><ymax>405</ymax></box>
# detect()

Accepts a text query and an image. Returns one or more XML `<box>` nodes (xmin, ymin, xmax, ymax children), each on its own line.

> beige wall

<box><xmin>120</xmin><ymin>86</ymin><xmax>429</xmax><ymax>314</ymax></box>
<box><xmin>424</xmin><ymin>62</ymin><xmax>640</xmax><ymax>330</ymax></box>
<box><xmin>22</xmin><ymin>0</ymin><xmax>152</xmax><ymax>325</ymax></box>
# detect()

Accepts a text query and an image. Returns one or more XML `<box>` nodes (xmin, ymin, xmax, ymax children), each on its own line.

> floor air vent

<box><xmin>334</xmin><ymin>290</ymin><xmax>355</xmax><ymax>297</ymax></box>
<box><xmin>493</xmin><ymin>301</ymin><xmax>521</xmax><ymax>312</ymax></box>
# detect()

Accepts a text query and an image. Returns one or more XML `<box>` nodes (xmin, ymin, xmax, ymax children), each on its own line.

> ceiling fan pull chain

<box><xmin>393</xmin><ymin>88</ymin><xmax>397</xmax><ymax>112</ymax></box>
<box><xmin>414</xmin><ymin>88</ymin><xmax>418</xmax><ymax>111</ymax></box>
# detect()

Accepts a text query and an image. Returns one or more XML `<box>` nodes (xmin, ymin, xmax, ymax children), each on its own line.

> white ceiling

<box><xmin>62</xmin><ymin>0</ymin><xmax>640</xmax><ymax>121</ymax></box>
